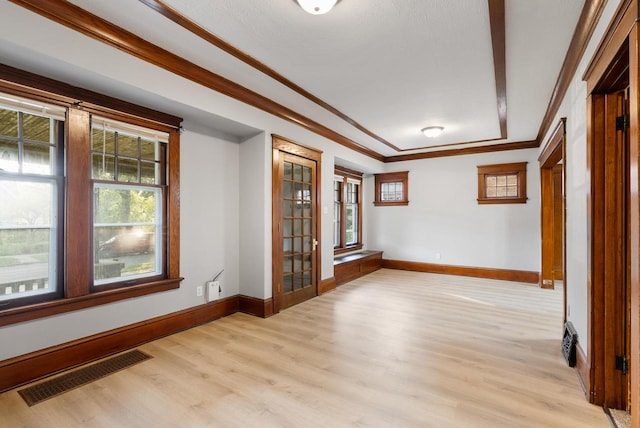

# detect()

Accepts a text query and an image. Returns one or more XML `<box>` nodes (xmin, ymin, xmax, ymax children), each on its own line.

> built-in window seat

<box><xmin>333</xmin><ymin>250</ymin><xmax>383</xmax><ymax>285</ymax></box>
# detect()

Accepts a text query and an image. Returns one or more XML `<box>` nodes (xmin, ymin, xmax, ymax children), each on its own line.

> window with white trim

<box><xmin>0</xmin><ymin>97</ymin><xmax>64</xmax><ymax>307</ymax></box>
<box><xmin>334</xmin><ymin>166</ymin><xmax>363</xmax><ymax>253</ymax></box>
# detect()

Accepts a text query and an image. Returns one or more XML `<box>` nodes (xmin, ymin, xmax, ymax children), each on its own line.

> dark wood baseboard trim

<box><xmin>575</xmin><ymin>342</ymin><xmax>592</xmax><ymax>402</ymax></box>
<box><xmin>318</xmin><ymin>277</ymin><xmax>336</xmax><ymax>295</ymax></box>
<box><xmin>382</xmin><ymin>259</ymin><xmax>540</xmax><ymax>284</ymax></box>
<box><xmin>238</xmin><ymin>295</ymin><xmax>274</xmax><ymax>318</ymax></box>
<box><xmin>0</xmin><ymin>296</ymin><xmax>238</xmax><ymax>393</ymax></box>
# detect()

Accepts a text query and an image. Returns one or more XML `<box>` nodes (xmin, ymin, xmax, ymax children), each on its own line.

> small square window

<box><xmin>374</xmin><ymin>171</ymin><xmax>409</xmax><ymax>206</ymax></box>
<box><xmin>477</xmin><ymin>162</ymin><xmax>527</xmax><ymax>204</ymax></box>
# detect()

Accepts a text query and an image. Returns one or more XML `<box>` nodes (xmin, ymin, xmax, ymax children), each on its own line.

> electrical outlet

<box><xmin>435</xmin><ymin>252</ymin><xmax>441</xmax><ymax>260</ymax></box>
<box><xmin>196</xmin><ymin>286</ymin><xmax>203</xmax><ymax>297</ymax></box>
<box><xmin>207</xmin><ymin>280</ymin><xmax>221</xmax><ymax>302</ymax></box>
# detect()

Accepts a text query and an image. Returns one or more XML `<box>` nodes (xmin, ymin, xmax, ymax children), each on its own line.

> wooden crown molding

<box><xmin>538</xmin><ymin>118</ymin><xmax>566</xmax><ymax>166</ymax></box>
<box><xmin>384</xmin><ymin>140</ymin><xmax>538</xmax><ymax>162</ymax></box>
<box><xmin>138</xmin><ymin>0</ymin><xmax>510</xmax><ymax>154</ymax></box>
<box><xmin>0</xmin><ymin>64</ymin><xmax>182</xmax><ymax>129</ymax></box>
<box><xmin>536</xmin><ymin>0</ymin><xmax>607</xmax><ymax>144</ymax></box>
<box><xmin>9</xmin><ymin>0</ymin><xmax>384</xmax><ymax>162</ymax></box>
<box><xmin>583</xmin><ymin>0</ymin><xmax>635</xmax><ymax>93</ymax></box>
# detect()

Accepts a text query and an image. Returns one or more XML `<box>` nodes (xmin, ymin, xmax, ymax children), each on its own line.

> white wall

<box><xmin>367</xmin><ymin>149</ymin><xmax>541</xmax><ymax>271</ymax></box>
<box><xmin>538</xmin><ymin>0</ymin><xmax>621</xmax><ymax>351</ymax></box>
<box><xmin>238</xmin><ymin>132</ymin><xmax>271</xmax><ymax>299</ymax></box>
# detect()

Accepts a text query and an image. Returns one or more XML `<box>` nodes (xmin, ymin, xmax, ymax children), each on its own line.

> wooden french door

<box><xmin>272</xmin><ymin>136</ymin><xmax>321</xmax><ymax>313</ymax></box>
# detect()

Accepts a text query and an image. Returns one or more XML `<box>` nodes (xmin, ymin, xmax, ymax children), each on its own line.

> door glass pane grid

<box><xmin>283</xmin><ymin>160</ymin><xmax>313</xmax><ymax>292</ymax></box>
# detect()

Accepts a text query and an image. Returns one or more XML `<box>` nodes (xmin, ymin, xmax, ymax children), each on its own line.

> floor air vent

<box><xmin>562</xmin><ymin>321</ymin><xmax>578</xmax><ymax>367</ymax></box>
<box><xmin>18</xmin><ymin>349</ymin><xmax>151</xmax><ymax>406</ymax></box>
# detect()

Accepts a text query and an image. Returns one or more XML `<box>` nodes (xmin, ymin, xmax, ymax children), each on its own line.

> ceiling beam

<box><xmin>488</xmin><ymin>0</ymin><xmax>507</xmax><ymax>139</ymax></box>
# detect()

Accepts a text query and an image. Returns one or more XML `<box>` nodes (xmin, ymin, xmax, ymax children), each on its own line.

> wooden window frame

<box><xmin>373</xmin><ymin>171</ymin><xmax>409</xmax><ymax>206</ymax></box>
<box><xmin>0</xmin><ymin>65</ymin><xmax>183</xmax><ymax>327</ymax></box>
<box><xmin>334</xmin><ymin>165</ymin><xmax>363</xmax><ymax>255</ymax></box>
<box><xmin>477</xmin><ymin>162</ymin><xmax>527</xmax><ymax>204</ymax></box>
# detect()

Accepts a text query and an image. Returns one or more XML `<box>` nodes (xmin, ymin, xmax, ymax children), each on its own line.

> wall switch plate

<box><xmin>207</xmin><ymin>280</ymin><xmax>221</xmax><ymax>302</ymax></box>
<box><xmin>196</xmin><ymin>286</ymin><xmax>203</xmax><ymax>297</ymax></box>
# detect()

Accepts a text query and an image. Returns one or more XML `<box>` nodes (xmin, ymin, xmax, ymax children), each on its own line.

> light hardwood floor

<box><xmin>1</xmin><ymin>269</ymin><xmax>609</xmax><ymax>427</ymax></box>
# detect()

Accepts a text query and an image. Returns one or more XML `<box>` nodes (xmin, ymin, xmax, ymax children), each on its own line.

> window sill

<box><xmin>0</xmin><ymin>277</ymin><xmax>183</xmax><ymax>327</ymax></box>
<box><xmin>477</xmin><ymin>197</ymin><xmax>527</xmax><ymax>204</ymax></box>
<box><xmin>334</xmin><ymin>244</ymin><xmax>364</xmax><ymax>255</ymax></box>
<box><xmin>373</xmin><ymin>201</ymin><xmax>409</xmax><ymax>206</ymax></box>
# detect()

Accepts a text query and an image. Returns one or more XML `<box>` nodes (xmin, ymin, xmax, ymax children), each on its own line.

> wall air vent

<box><xmin>562</xmin><ymin>321</ymin><xmax>578</xmax><ymax>367</ymax></box>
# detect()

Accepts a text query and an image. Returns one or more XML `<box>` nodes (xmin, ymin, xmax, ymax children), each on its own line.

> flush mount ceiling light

<box><xmin>297</xmin><ymin>0</ymin><xmax>338</xmax><ymax>15</ymax></box>
<box><xmin>421</xmin><ymin>126</ymin><xmax>444</xmax><ymax>138</ymax></box>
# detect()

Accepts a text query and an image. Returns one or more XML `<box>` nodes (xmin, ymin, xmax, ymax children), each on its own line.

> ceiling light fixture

<box><xmin>421</xmin><ymin>126</ymin><xmax>444</xmax><ymax>138</ymax></box>
<box><xmin>297</xmin><ymin>0</ymin><xmax>338</xmax><ymax>15</ymax></box>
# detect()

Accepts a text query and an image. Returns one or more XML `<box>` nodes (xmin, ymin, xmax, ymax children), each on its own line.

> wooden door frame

<box><xmin>582</xmin><ymin>0</ymin><xmax>639</xmax><ymax>420</ymax></box>
<box><xmin>271</xmin><ymin>135</ymin><xmax>322</xmax><ymax>315</ymax></box>
<box><xmin>539</xmin><ymin>118</ymin><xmax>566</xmax><ymax>294</ymax></box>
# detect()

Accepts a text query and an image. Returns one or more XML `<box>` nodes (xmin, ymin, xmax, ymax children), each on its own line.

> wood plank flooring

<box><xmin>0</xmin><ymin>269</ymin><xmax>609</xmax><ymax>427</ymax></box>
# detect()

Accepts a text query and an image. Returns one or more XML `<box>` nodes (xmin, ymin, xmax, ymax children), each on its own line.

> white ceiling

<box><xmin>1</xmin><ymin>0</ymin><xmax>585</xmax><ymax>158</ymax></box>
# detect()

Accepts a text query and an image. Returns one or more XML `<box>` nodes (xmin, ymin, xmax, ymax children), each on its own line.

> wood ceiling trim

<box><xmin>9</xmin><ymin>0</ymin><xmax>384</xmax><ymax>162</ymax></box>
<box><xmin>384</xmin><ymin>140</ymin><xmax>538</xmax><ymax>162</ymax></box>
<box><xmin>488</xmin><ymin>0</ymin><xmax>507</xmax><ymax>139</ymax></box>
<box><xmin>535</xmin><ymin>0</ymin><xmax>607</xmax><ymax>144</ymax></box>
<box><xmin>139</xmin><ymin>0</ymin><xmax>510</xmax><ymax>153</ymax></box>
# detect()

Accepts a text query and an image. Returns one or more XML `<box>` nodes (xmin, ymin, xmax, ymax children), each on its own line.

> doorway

<box><xmin>539</xmin><ymin>118</ymin><xmax>566</xmax><ymax>292</ymax></box>
<box><xmin>271</xmin><ymin>135</ymin><xmax>321</xmax><ymax>313</ymax></box>
<box><xmin>586</xmin><ymin>43</ymin><xmax>631</xmax><ymax>411</ymax></box>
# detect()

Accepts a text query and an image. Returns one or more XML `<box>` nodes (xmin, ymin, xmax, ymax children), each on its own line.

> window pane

<box><xmin>284</xmin><ymin>181</ymin><xmax>292</xmax><ymax>199</ymax></box>
<box><xmin>284</xmin><ymin>162</ymin><xmax>292</xmax><ymax>179</ymax></box>
<box><xmin>496</xmin><ymin>175</ymin><xmax>507</xmax><ymax>186</ymax></box>
<box><xmin>0</xmin><ymin>108</ymin><xmax>18</xmax><ymax>137</ymax></box>
<box><xmin>0</xmin><ymin>139</ymin><xmax>19</xmax><ymax>172</ymax></box>
<box><xmin>303</xmin><ymin>166</ymin><xmax>311</xmax><ymax>183</ymax></box>
<box><xmin>23</xmin><ymin>143</ymin><xmax>53</xmax><ymax>175</ymax></box>
<box><xmin>140</xmin><ymin>161</ymin><xmax>158</xmax><ymax>184</ymax></box>
<box><xmin>283</xmin><ymin>219</ymin><xmax>292</xmax><ymax>236</ymax></box>
<box><xmin>94</xmin><ymin>185</ymin><xmax>162</xmax><ymax>285</ymax></box>
<box><xmin>0</xmin><ymin>179</ymin><xmax>57</xmax><ymax>301</ymax></box>
<box><xmin>92</xmin><ymin>128</ymin><xmax>116</xmax><ymax>154</ymax></box>
<box><xmin>22</xmin><ymin>114</ymin><xmax>50</xmax><ymax>143</ymax></box>
<box><xmin>507</xmin><ymin>174</ymin><xmax>518</xmax><ymax>186</ymax></box>
<box><xmin>118</xmin><ymin>158</ymin><xmax>139</xmax><ymax>183</ymax></box>
<box><xmin>293</xmin><ymin>164</ymin><xmax>302</xmax><ymax>181</ymax></box>
<box><xmin>92</xmin><ymin>154</ymin><xmax>115</xmax><ymax>180</ymax></box>
<box><xmin>140</xmin><ymin>138</ymin><xmax>158</xmax><ymax>161</ymax></box>
<box><xmin>118</xmin><ymin>134</ymin><xmax>139</xmax><ymax>157</ymax></box>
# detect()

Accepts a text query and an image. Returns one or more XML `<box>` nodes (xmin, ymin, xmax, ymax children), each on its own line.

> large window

<box><xmin>0</xmin><ymin>68</ymin><xmax>181</xmax><ymax>326</ymax></box>
<box><xmin>91</xmin><ymin>120</ymin><xmax>166</xmax><ymax>287</ymax></box>
<box><xmin>0</xmin><ymin>100</ymin><xmax>64</xmax><ymax>307</ymax></box>
<box><xmin>334</xmin><ymin>166</ymin><xmax>363</xmax><ymax>254</ymax></box>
